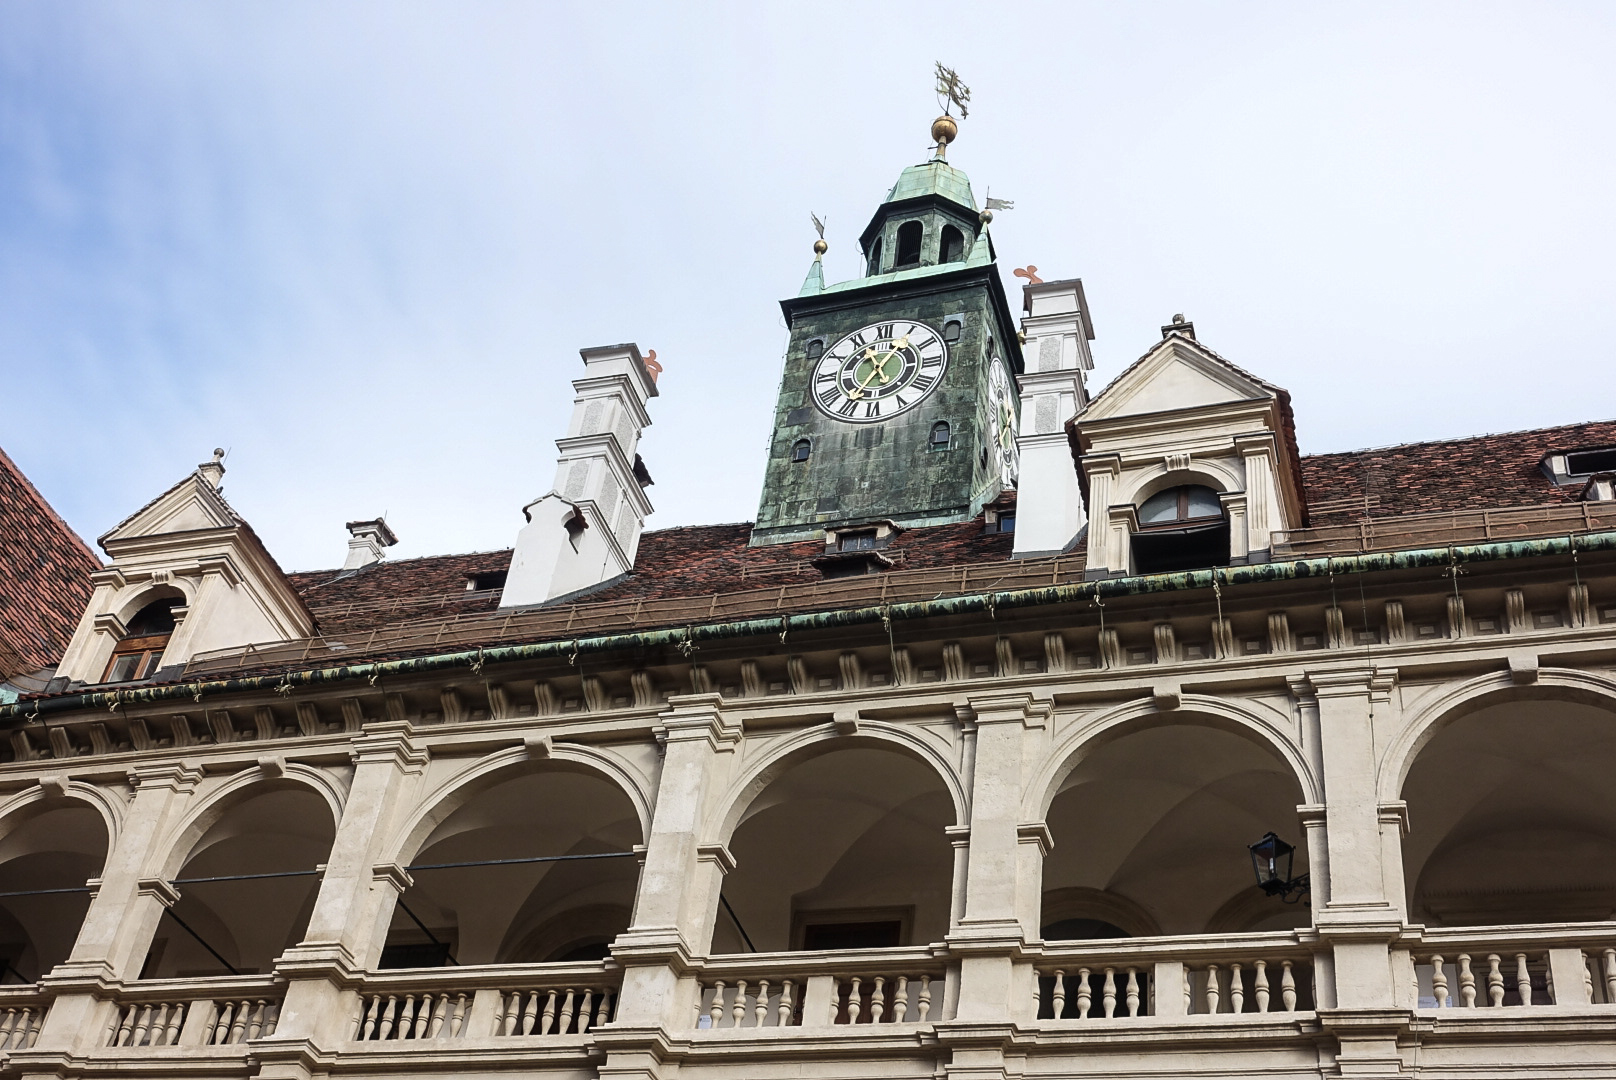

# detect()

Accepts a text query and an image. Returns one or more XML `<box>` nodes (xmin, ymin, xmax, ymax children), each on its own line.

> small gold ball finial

<box><xmin>979</xmin><ymin>209</ymin><xmax>994</xmax><ymax>226</ymax></box>
<box><xmin>813</xmin><ymin>238</ymin><xmax>828</xmax><ymax>256</ymax></box>
<box><xmin>931</xmin><ymin>114</ymin><xmax>958</xmax><ymax>150</ymax></box>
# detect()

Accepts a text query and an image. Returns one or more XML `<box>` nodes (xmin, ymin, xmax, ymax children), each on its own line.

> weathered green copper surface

<box><xmin>884</xmin><ymin>161</ymin><xmax>976</xmax><ymax>211</ymax></box>
<box><xmin>5</xmin><ymin>531</ymin><xmax>1612</xmax><ymax>722</ymax></box>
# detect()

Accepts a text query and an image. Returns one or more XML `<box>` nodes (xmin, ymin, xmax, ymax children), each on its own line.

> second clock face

<box><xmin>811</xmin><ymin>320</ymin><xmax>948</xmax><ymax>424</ymax></box>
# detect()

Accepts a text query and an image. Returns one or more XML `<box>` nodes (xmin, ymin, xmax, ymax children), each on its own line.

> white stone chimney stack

<box><xmin>1012</xmin><ymin>278</ymin><xmax>1095</xmax><ymax>558</ymax></box>
<box><xmin>343</xmin><ymin>519</ymin><xmax>398</xmax><ymax>571</ymax></box>
<box><xmin>501</xmin><ymin>343</ymin><xmax>659</xmax><ymax>607</ymax></box>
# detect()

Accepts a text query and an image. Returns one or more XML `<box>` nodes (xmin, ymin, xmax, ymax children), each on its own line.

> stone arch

<box><xmin>1379</xmin><ymin>668</ymin><xmax>1616</xmax><ymax>804</ymax></box>
<box><xmin>1027</xmin><ymin>695</ymin><xmax>1318</xmax><ymax>823</ymax></box>
<box><xmin>0</xmin><ymin>780</ymin><xmax>124</xmax><ymax>854</ymax></box>
<box><xmin>154</xmin><ymin>763</ymin><xmax>345</xmax><ymax>879</ymax></box>
<box><xmin>111</xmin><ymin>582</ymin><xmax>193</xmax><ymax>628</ymax></box>
<box><xmin>1117</xmin><ymin>460</ymin><xmax>1243</xmax><ymax>511</ymax></box>
<box><xmin>0</xmin><ymin>782</ymin><xmax>116</xmax><ymax>980</ymax></box>
<box><xmin>388</xmin><ymin>744</ymin><xmax>651</xmax><ymax>868</ymax></box>
<box><xmin>379</xmin><ymin>745</ymin><xmax>648</xmax><ymax>967</ymax></box>
<box><xmin>709</xmin><ymin>721</ymin><xmax>967</xmax><ymax>849</ymax></box>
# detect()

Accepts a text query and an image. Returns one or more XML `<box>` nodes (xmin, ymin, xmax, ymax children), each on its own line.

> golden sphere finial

<box><xmin>979</xmin><ymin>209</ymin><xmax>994</xmax><ymax>226</ymax></box>
<box><xmin>931</xmin><ymin>114</ymin><xmax>958</xmax><ymax>151</ymax></box>
<box><xmin>813</xmin><ymin>238</ymin><xmax>828</xmax><ymax>256</ymax></box>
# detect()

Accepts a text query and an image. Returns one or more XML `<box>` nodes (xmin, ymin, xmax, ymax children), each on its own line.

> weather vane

<box><xmin>935</xmin><ymin>62</ymin><xmax>970</xmax><ymax>119</ymax></box>
<box><xmin>810</xmin><ymin>212</ymin><xmax>828</xmax><ymax>257</ymax></box>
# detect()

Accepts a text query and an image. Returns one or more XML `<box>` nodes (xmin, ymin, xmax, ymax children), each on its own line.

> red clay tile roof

<box><xmin>287</xmin><ymin>550</ymin><xmax>515</xmax><ymax>634</ymax></box>
<box><xmin>1298</xmin><ymin>419</ymin><xmax>1616</xmax><ymax>518</ymax></box>
<box><xmin>0</xmin><ymin>447</ymin><xmax>101</xmax><ymax>677</ymax></box>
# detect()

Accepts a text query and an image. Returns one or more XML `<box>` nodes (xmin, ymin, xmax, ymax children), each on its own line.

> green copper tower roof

<box><xmin>882</xmin><ymin>159</ymin><xmax>977</xmax><ymax>213</ymax></box>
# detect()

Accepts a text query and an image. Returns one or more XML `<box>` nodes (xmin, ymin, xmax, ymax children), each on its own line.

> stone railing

<box><xmin>694</xmin><ymin>947</ymin><xmax>950</xmax><ymax>1030</ymax></box>
<box><xmin>0</xmin><ymin>987</ymin><xmax>47</xmax><ymax>1051</ymax></box>
<box><xmin>1406</xmin><ymin>925</ymin><xmax>1616</xmax><ymax>1010</ymax></box>
<box><xmin>102</xmin><ymin>977</ymin><xmax>282</xmax><ymax>1048</ymax></box>
<box><xmin>1034</xmin><ymin>932</ymin><xmax>1318</xmax><ymax>1021</ymax></box>
<box><xmin>347</xmin><ymin>961</ymin><xmax>619</xmax><ymax>1044</ymax></box>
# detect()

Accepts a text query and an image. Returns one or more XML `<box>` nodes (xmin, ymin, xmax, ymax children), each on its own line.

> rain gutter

<box><xmin>6</xmin><ymin>531</ymin><xmax>1613</xmax><ymax>723</ymax></box>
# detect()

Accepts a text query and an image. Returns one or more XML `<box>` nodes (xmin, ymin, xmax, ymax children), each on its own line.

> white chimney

<box><xmin>343</xmin><ymin>519</ymin><xmax>398</xmax><ymax>570</ymax></box>
<box><xmin>1012</xmin><ymin>278</ymin><xmax>1095</xmax><ymax>558</ymax></box>
<box><xmin>501</xmin><ymin>343</ymin><xmax>659</xmax><ymax>607</ymax></box>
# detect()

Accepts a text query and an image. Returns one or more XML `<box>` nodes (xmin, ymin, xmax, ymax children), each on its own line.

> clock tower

<box><xmin>751</xmin><ymin>117</ymin><xmax>1023</xmax><ymax>546</ymax></box>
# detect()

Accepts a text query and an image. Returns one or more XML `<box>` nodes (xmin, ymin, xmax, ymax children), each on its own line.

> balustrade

<box><xmin>695</xmin><ymin>949</ymin><xmax>948</xmax><ymax>1030</ymax></box>
<box><xmin>104</xmin><ymin>984</ymin><xmax>281</xmax><ymax>1048</ymax></box>
<box><xmin>1404</xmin><ymin>928</ymin><xmax>1616</xmax><ymax>1010</ymax></box>
<box><xmin>347</xmin><ymin>963</ymin><xmax>620</xmax><ymax>1044</ymax></box>
<box><xmin>0</xmin><ymin>994</ymin><xmax>44</xmax><ymax>1051</ymax></box>
<box><xmin>1035</xmin><ymin>933</ymin><xmax>1317</xmax><ymax>1021</ymax></box>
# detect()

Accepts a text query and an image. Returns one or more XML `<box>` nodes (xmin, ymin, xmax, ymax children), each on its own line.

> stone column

<box><xmin>22</xmin><ymin>763</ymin><xmax>204</xmax><ymax>1060</ymax></box>
<box><xmin>598</xmin><ymin>693</ymin><xmax>738</xmax><ymax>1080</ymax></box>
<box><xmin>1301</xmin><ymin>669</ymin><xmax>1408</xmax><ymax>1080</ymax></box>
<box><xmin>256</xmin><ymin>721</ymin><xmax>427</xmax><ymax>1070</ymax></box>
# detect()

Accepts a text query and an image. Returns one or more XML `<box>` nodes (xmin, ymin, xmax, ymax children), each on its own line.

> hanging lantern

<box><xmin>1249</xmin><ymin>832</ymin><xmax>1296</xmax><ymax>896</ymax></box>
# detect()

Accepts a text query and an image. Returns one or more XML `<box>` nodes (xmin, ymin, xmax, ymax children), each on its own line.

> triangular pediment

<box><xmin>100</xmin><ymin>471</ymin><xmax>239</xmax><ymax>546</ymax></box>
<box><xmin>1081</xmin><ymin>334</ymin><xmax>1276</xmax><ymax>423</ymax></box>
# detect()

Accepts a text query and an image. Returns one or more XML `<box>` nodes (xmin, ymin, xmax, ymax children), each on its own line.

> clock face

<box><xmin>811</xmin><ymin>320</ymin><xmax>948</xmax><ymax>424</ymax></box>
<box><xmin>988</xmin><ymin>359</ymin><xmax>1019</xmax><ymax>485</ymax></box>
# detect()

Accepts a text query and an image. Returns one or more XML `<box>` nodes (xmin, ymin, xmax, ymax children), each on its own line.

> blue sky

<box><xmin>3</xmin><ymin>3</ymin><xmax>1614</xmax><ymax>570</ymax></box>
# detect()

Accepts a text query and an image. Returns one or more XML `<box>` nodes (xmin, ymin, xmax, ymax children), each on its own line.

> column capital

<box><xmin>136</xmin><ymin>877</ymin><xmax>180</xmax><ymax>908</ymax></box>
<box><xmin>371</xmin><ymin>862</ymin><xmax>414</xmax><ymax>894</ymax></box>
<box><xmin>128</xmin><ymin>760</ymin><xmax>205</xmax><ymax>794</ymax></box>
<box><xmin>1299</xmin><ymin>667</ymin><xmax>1398</xmax><ymax>701</ymax></box>
<box><xmin>967</xmin><ymin>692</ymin><xmax>1050</xmax><ymax>728</ymax></box>
<box><xmin>657</xmin><ymin>693</ymin><xmax>740</xmax><ymax>749</ymax></box>
<box><xmin>350</xmin><ymin>722</ymin><xmax>428</xmax><ymax>771</ymax></box>
<box><xmin>1015</xmin><ymin>821</ymin><xmax>1052</xmax><ymax>856</ymax></box>
<box><xmin>695</xmin><ymin>842</ymin><xmax>736</xmax><ymax>875</ymax></box>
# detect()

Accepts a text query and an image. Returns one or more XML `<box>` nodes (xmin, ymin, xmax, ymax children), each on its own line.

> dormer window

<box><xmin>1132</xmin><ymin>485</ymin><xmax>1230</xmax><ymax>575</ymax></box>
<box><xmin>838</xmin><ymin>530</ymin><xmax>878</xmax><ymax>552</ymax></box>
<box><xmin>103</xmin><ymin>599</ymin><xmax>178</xmax><ymax>683</ymax></box>
<box><xmin>894</xmin><ymin>221</ymin><xmax>923</xmax><ymax>269</ymax></box>
<box><xmin>466</xmin><ymin>570</ymin><xmax>508</xmax><ymax>592</ymax></box>
<box><xmin>791</xmin><ymin>439</ymin><xmax>812</xmax><ymax>463</ymax></box>
<box><xmin>940</xmin><ymin>224</ymin><xmax>965</xmax><ymax>263</ymax></box>
<box><xmin>1567</xmin><ymin>448</ymin><xmax>1616</xmax><ymax>475</ymax></box>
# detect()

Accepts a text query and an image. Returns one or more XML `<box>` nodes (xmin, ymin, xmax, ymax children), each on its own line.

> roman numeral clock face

<box><xmin>811</xmin><ymin>321</ymin><xmax>948</xmax><ymax>423</ymax></box>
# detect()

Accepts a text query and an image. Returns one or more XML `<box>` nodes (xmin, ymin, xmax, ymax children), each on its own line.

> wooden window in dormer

<box><xmin>103</xmin><ymin>599</ymin><xmax>178</xmax><ymax>683</ymax></box>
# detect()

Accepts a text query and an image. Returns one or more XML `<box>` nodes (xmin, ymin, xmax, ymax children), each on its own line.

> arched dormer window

<box><xmin>940</xmin><ymin>224</ymin><xmax>965</xmax><ymax>263</ymax></box>
<box><xmin>791</xmin><ymin>438</ymin><xmax>811</xmax><ymax>463</ymax></box>
<box><xmin>805</xmin><ymin>339</ymin><xmax>824</xmax><ymax>362</ymax></box>
<box><xmin>1132</xmin><ymin>484</ymin><xmax>1230</xmax><ymax>574</ymax></box>
<box><xmin>929</xmin><ymin>421</ymin><xmax>951</xmax><ymax>450</ymax></box>
<box><xmin>867</xmin><ymin>238</ymin><xmax>883</xmax><ymax>276</ymax></box>
<box><xmin>894</xmin><ymin>221</ymin><xmax>923</xmax><ymax>269</ymax></box>
<box><xmin>103</xmin><ymin>598</ymin><xmax>178</xmax><ymax>683</ymax></box>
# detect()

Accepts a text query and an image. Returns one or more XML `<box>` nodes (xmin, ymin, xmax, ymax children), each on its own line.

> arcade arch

<box><xmin>380</xmin><ymin>761</ymin><xmax>642</xmax><ymax>967</ymax></box>
<box><xmin>1401</xmin><ymin>693</ymin><xmax>1616</xmax><ymax>926</ymax></box>
<box><xmin>1042</xmin><ymin>717</ymin><xmax>1310</xmax><ymax>938</ymax></box>
<box><xmin>140</xmin><ymin>783</ymin><xmax>336</xmax><ymax>978</ymax></box>
<box><xmin>712</xmin><ymin>743</ymin><xmax>957</xmax><ymax>954</ymax></box>
<box><xmin>0</xmin><ymin>801</ymin><xmax>108</xmax><ymax>980</ymax></box>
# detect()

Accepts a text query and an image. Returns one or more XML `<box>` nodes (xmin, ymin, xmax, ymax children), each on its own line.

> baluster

<box><xmin>1604</xmin><ymin>948</ymin><xmax>1616</xmax><ymax>1004</ymax></box>
<box><xmin>1184</xmin><ymin>973</ymin><xmax>1191</xmax><ymax>1014</ymax></box>
<box><xmin>579</xmin><ymin>990</ymin><xmax>596</xmax><ymax>1034</ymax></box>
<box><xmin>917</xmin><ymin>975</ymin><xmax>932</xmax><ymax>1021</ymax></box>
<box><xmin>262</xmin><ymin>1003</ymin><xmax>279</xmax><ymax>1038</ymax></box>
<box><xmin>411</xmin><ymin>996</ymin><xmax>431</xmax><ymax>1039</ymax></box>
<box><xmin>231</xmin><ymin>1000</ymin><xmax>251</xmax><ymax>1043</ymax></box>
<box><xmin>22</xmin><ymin>1009</ymin><xmax>38</xmax><ymax>1048</ymax></box>
<box><xmin>1281</xmin><ymin>960</ymin><xmax>1297</xmax><ymax>1011</ymax></box>
<box><xmin>731</xmin><ymin>981</ymin><xmax>747</xmax><ymax>1028</ymax></box>
<box><xmin>1206</xmin><ymin>965</ymin><xmax>1221</xmax><ymax>1014</ymax></box>
<box><xmin>1430</xmin><ymin>955</ymin><xmax>1448</xmax><ymax>1007</ymax></box>
<box><xmin>1515</xmin><ymin>954</ymin><xmax>1533</xmax><ymax>1007</ymax></box>
<box><xmin>211</xmin><ymin>1001</ymin><xmax>233</xmax><ymax>1045</ymax></box>
<box><xmin>423</xmin><ymin>995</ymin><xmax>444</xmax><ymax>1038</ymax></box>
<box><xmin>567</xmin><ymin>989</ymin><xmax>584</xmax><ymax>1034</ymax></box>
<box><xmin>755</xmin><ymin>981</ymin><xmax>770</xmax><ymax>1027</ymax></box>
<box><xmin>708</xmin><ymin>982</ymin><xmax>725</xmax><ymax>1028</ymax></box>
<box><xmin>1102</xmin><ymin>967</ymin><xmax>1117</xmax><ymax>1018</ymax></box>
<box><xmin>1230</xmin><ymin>963</ymin><xmax>1245</xmax><ymax>1014</ymax></box>
<box><xmin>1125</xmin><ymin>968</ymin><xmax>1140</xmax><ymax>1017</ymax></box>
<box><xmin>871</xmin><ymin>977</ymin><xmax>887</xmax><ymax>1023</ymax></box>
<box><xmin>132</xmin><ymin>1004</ymin><xmax>153</xmax><ymax>1046</ymax></box>
<box><xmin>595</xmin><ymin>989</ymin><xmax>613</xmax><ymax>1028</ymax></box>
<box><xmin>894</xmin><ymin>976</ymin><xmax>909</xmax><ymax>1022</ymax></box>
<box><xmin>526</xmin><ymin>990</ymin><xmax>546</xmax><ymax>1035</ymax></box>
<box><xmin>1075</xmin><ymin>968</ymin><xmax>1092</xmax><ymax>1018</ymax></box>
<box><xmin>358</xmin><ymin>995</ymin><xmax>378</xmax><ymax>1040</ymax></box>
<box><xmin>1580</xmin><ymin>957</ymin><xmax>1592</xmax><ymax>1005</ymax></box>
<box><xmin>1486</xmin><ymin>954</ymin><xmax>1505</xmax><ymax>1007</ymax></box>
<box><xmin>1255</xmin><ymin>960</ymin><xmax>1271</xmax><ymax>1012</ymax></box>
<box><xmin>151</xmin><ymin>1004</ymin><xmax>171</xmax><ymax>1046</ymax></box>
<box><xmin>1051</xmin><ymin>970</ymin><xmax>1067</xmax><ymax>1019</ymax></box>
<box><xmin>541</xmin><ymin>989</ymin><xmax>560</xmax><ymax>1035</ymax></box>
<box><xmin>375</xmin><ymin>995</ymin><xmax>398</xmax><ymax>1040</ymax></box>
<box><xmin>778</xmin><ymin>980</ymin><xmax>795</xmax><ymax>1026</ymax></box>
<box><xmin>239</xmin><ymin>1001</ymin><xmax>257</xmax><ymax>1042</ymax></box>
<box><xmin>1458</xmin><ymin>954</ymin><xmax>1476</xmax><ymax>1007</ymax></box>
<box><xmin>112</xmin><ymin>1005</ymin><xmax>132</xmax><ymax>1046</ymax></box>
<box><xmin>0</xmin><ymin>1009</ymin><xmax>17</xmax><ymax>1050</ymax></box>
<box><xmin>450</xmin><ymin>994</ymin><xmax>468</xmax><ymax>1037</ymax></box>
<box><xmin>167</xmin><ymin>1002</ymin><xmax>187</xmax><ymax>1044</ymax></box>
<box><xmin>848</xmin><ymin>977</ymin><xmax>863</xmax><ymax>1023</ymax></box>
